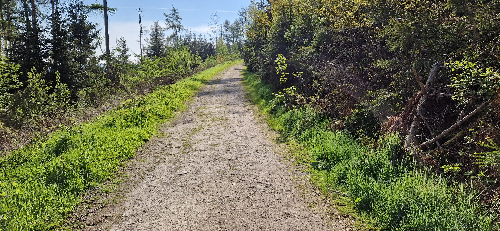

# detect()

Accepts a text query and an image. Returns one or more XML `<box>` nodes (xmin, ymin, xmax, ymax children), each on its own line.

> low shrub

<box><xmin>7</xmin><ymin>68</ymin><xmax>71</xmax><ymax>128</ymax></box>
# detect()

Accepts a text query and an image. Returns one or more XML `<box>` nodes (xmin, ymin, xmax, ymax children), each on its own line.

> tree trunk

<box><xmin>404</xmin><ymin>63</ymin><xmax>442</xmax><ymax>150</ymax></box>
<box><xmin>5</xmin><ymin>0</ymin><xmax>10</xmax><ymax>53</ymax></box>
<box><xmin>1</xmin><ymin>0</ymin><xmax>4</xmax><ymax>56</ymax></box>
<box><xmin>22</xmin><ymin>0</ymin><xmax>30</xmax><ymax>31</ymax></box>
<box><xmin>417</xmin><ymin>101</ymin><xmax>489</xmax><ymax>149</ymax></box>
<box><xmin>103</xmin><ymin>0</ymin><xmax>110</xmax><ymax>59</ymax></box>
<box><xmin>30</xmin><ymin>0</ymin><xmax>37</xmax><ymax>30</ymax></box>
<box><xmin>51</xmin><ymin>0</ymin><xmax>55</xmax><ymax>15</ymax></box>
<box><xmin>22</xmin><ymin>0</ymin><xmax>32</xmax><ymax>51</ymax></box>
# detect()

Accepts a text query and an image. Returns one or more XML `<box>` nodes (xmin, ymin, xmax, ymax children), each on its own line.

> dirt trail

<box><xmin>78</xmin><ymin>64</ymin><xmax>353</xmax><ymax>230</ymax></box>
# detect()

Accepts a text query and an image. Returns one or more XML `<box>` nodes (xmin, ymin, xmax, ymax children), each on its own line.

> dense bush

<box><xmin>243</xmin><ymin>0</ymin><xmax>500</xmax><ymax>206</ymax></box>
<box><xmin>7</xmin><ymin>69</ymin><xmax>71</xmax><ymax>128</ymax></box>
<box><xmin>243</xmin><ymin>69</ymin><xmax>498</xmax><ymax>230</ymax></box>
<box><xmin>0</xmin><ymin>58</ymin><xmax>22</xmax><ymax>110</ymax></box>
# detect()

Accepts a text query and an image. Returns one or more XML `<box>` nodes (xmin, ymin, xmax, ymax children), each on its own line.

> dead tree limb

<box><xmin>404</xmin><ymin>63</ymin><xmax>442</xmax><ymax>149</ymax></box>
<box><xmin>419</xmin><ymin>111</ymin><xmax>441</xmax><ymax>148</ymax></box>
<box><xmin>417</xmin><ymin>101</ymin><xmax>489</xmax><ymax>149</ymax></box>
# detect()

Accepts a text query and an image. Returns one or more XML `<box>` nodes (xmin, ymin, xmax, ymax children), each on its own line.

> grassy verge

<box><xmin>0</xmin><ymin>60</ymin><xmax>241</xmax><ymax>230</ymax></box>
<box><xmin>241</xmin><ymin>68</ymin><xmax>498</xmax><ymax>231</ymax></box>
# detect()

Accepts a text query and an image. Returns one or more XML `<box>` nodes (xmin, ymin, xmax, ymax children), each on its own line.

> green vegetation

<box><xmin>0</xmin><ymin>2</ymin><xmax>244</xmax><ymax>228</ymax></box>
<box><xmin>0</xmin><ymin>60</ymin><xmax>241</xmax><ymax>230</ymax></box>
<box><xmin>243</xmin><ymin>68</ymin><xmax>497</xmax><ymax>230</ymax></box>
<box><xmin>0</xmin><ymin>1</ymin><xmax>246</xmax><ymax>153</ymax></box>
<box><xmin>242</xmin><ymin>0</ymin><xmax>500</xmax><ymax>224</ymax></box>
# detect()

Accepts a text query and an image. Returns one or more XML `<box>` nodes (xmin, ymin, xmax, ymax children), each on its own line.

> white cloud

<box><xmin>188</xmin><ymin>25</ymin><xmax>212</xmax><ymax>34</ymax></box>
<box><xmin>94</xmin><ymin>20</ymin><xmax>156</xmax><ymax>61</ymax></box>
<box><xmin>159</xmin><ymin>8</ymin><xmax>237</xmax><ymax>13</ymax></box>
<box><xmin>178</xmin><ymin>8</ymin><xmax>201</xmax><ymax>11</ymax></box>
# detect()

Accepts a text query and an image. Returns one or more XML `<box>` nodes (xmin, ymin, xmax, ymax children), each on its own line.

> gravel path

<box><xmin>77</xmin><ymin>64</ymin><xmax>353</xmax><ymax>230</ymax></box>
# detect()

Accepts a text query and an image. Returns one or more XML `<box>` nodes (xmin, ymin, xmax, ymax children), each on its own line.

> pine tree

<box><xmin>66</xmin><ymin>0</ymin><xmax>99</xmax><ymax>88</ymax></box>
<box><xmin>164</xmin><ymin>6</ymin><xmax>183</xmax><ymax>46</ymax></box>
<box><xmin>47</xmin><ymin>0</ymin><xmax>98</xmax><ymax>90</ymax></box>
<box><xmin>145</xmin><ymin>21</ymin><xmax>165</xmax><ymax>59</ymax></box>
<box><xmin>48</xmin><ymin>0</ymin><xmax>70</xmax><ymax>85</ymax></box>
<box><xmin>113</xmin><ymin>37</ymin><xmax>130</xmax><ymax>66</ymax></box>
<box><xmin>9</xmin><ymin>0</ymin><xmax>45</xmax><ymax>83</ymax></box>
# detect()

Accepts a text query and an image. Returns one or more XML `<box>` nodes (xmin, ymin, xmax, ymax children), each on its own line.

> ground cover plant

<box><xmin>242</xmin><ymin>68</ymin><xmax>498</xmax><ymax>230</ymax></box>
<box><xmin>0</xmin><ymin>60</ymin><xmax>241</xmax><ymax>230</ymax></box>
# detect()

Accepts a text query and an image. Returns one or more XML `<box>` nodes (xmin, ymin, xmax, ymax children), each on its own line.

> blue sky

<box><xmin>83</xmin><ymin>0</ymin><xmax>251</xmax><ymax>57</ymax></box>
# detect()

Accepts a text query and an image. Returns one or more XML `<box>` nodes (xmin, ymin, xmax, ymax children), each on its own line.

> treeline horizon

<box><xmin>0</xmin><ymin>0</ymin><xmax>246</xmax><ymax>152</ymax></box>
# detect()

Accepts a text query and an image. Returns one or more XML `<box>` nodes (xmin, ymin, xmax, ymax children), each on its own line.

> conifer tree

<box><xmin>164</xmin><ymin>6</ymin><xmax>183</xmax><ymax>46</ymax></box>
<box><xmin>145</xmin><ymin>21</ymin><xmax>165</xmax><ymax>59</ymax></box>
<box><xmin>9</xmin><ymin>0</ymin><xmax>44</xmax><ymax>83</ymax></box>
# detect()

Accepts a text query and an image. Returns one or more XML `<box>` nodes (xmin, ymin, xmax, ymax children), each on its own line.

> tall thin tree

<box><xmin>29</xmin><ymin>0</ymin><xmax>36</xmax><ymax>29</ymax></box>
<box><xmin>164</xmin><ymin>6</ymin><xmax>183</xmax><ymax>46</ymax></box>
<box><xmin>138</xmin><ymin>7</ymin><xmax>143</xmax><ymax>57</ymax></box>
<box><xmin>0</xmin><ymin>0</ymin><xmax>4</xmax><ymax>56</ymax></box>
<box><xmin>0</xmin><ymin>0</ymin><xmax>7</xmax><ymax>56</ymax></box>
<box><xmin>6</xmin><ymin>0</ymin><xmax>11</xmax><ymax>55</ymax></box>
<box><xmin>103</xmin><ymin>0</ymin><xmax>109</xmax><ymax>60</ymax></box>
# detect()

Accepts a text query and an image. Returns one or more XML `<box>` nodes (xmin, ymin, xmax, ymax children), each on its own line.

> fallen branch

<box><xmin>419</xmin><ymin>111</ymin><xmax>441</xmax><ymax>148</ymax></box>
<box><xmin>417</xmin><ymin>101</ymin><xmax>489</xmax><ymax>149</ymax></box>
<box><xmin>405</xmin><ymin>63</ymin><xmax>442</xmax><ymax>149</ymax></box>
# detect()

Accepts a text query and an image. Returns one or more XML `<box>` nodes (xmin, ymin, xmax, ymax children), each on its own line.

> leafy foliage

<box><xmin>0</xmin><ymin>58</ymin><xmax>21</xmax><ymax>109</ymax></box>
<box><xmin>242</xmin><ymin>68</ymin><xmax>498</xmax><ymax>230</ymax></box>
<box><xmin>216</xmin><ymin>36</ymin><xmax>229</xmax><ymax>57</ymax></box>
<box><xmin>242</xmin><ymin>0</ymin><xmax>500</xmax><ymax>213</ymax></box>
<box><xmin>448</xmin><ymin>60</ymin><xmax>500</xmax><ymax>105</ymax></box>
<box><xmin>475</xmin><ymin>139</ymin><xmax>500</xmax><ymax>170</ymax></box>
<box><xmin>179</xmin><ymin>31</ymin><xmax>215</xmax><ymax>60</ymax></box>
<box><xmin>7</xmin><ymin>68</ymin><xmax>70</xmax><ymax>128</ymax></box>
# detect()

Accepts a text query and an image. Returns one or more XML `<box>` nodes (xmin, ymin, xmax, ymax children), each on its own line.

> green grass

<box><xmin>0</xmin><ymin>60</ymin><xmax>241</xmax><ymax>230</ymax></box>
<box><xmin>242</xmin><ymin>67</ymin><xmax>498</xmax><ymax>231</ymax></box>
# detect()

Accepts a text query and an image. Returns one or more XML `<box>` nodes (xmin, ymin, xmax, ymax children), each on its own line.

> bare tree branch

<box><xmin>405</xmin><ymin>63</ymin><xmax>442</xmax><ymax>149</ymax></box>
<box><xmin>417</xmin><ymin>101</ymin><xmax>489</xmax><ymax>149</ymax></box>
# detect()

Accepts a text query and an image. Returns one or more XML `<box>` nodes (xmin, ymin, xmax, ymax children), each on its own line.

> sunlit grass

<box><xmin>242</xmin><ymin>67</ymin><xmax>498</xmax><ymax>231</ymax></box>
<box><xmin>0</xmin><ymin>60</ymin><xmax>241</xmax><ymax>230</ymax></box>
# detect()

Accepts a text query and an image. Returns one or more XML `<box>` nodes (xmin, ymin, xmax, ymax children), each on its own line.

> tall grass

<box><xmin>0</xmin><ymin>60</ymin><xmax>241</xmax><ymax>230</ymax></box>
<box><xmin>242</xmin><ymin>68</ymin><xmax>498</xmax><ymax>230</ymax></box>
